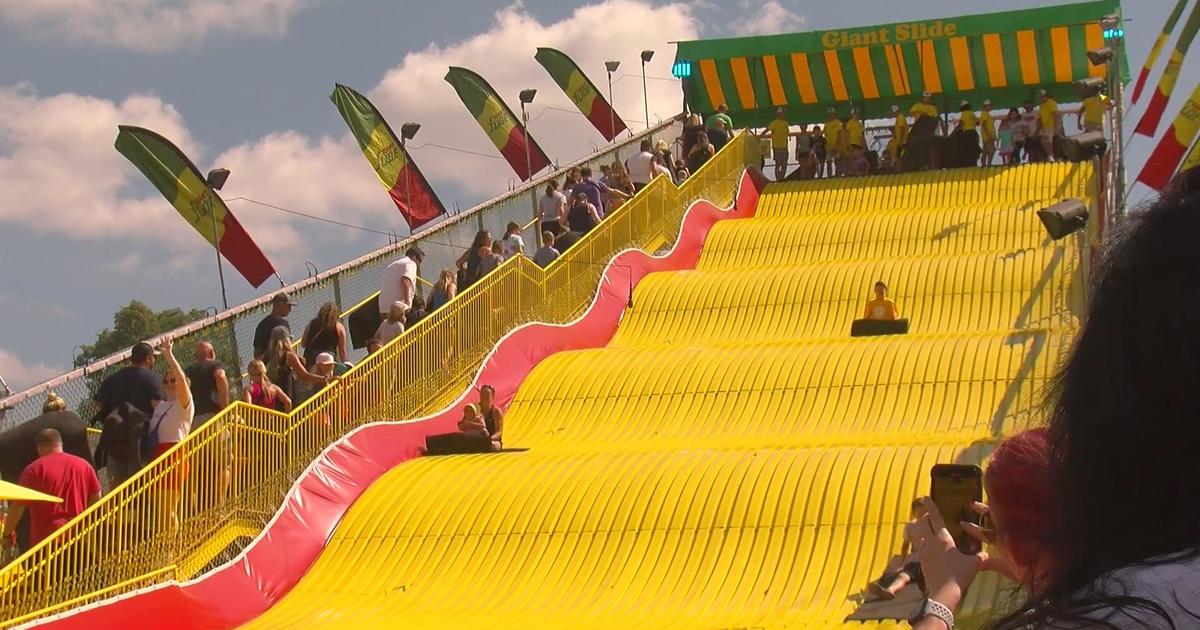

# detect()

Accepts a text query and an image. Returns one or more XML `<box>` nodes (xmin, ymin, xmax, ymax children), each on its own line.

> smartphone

<box><xmin>930</xmin><ymin>464</ymin><xmax>984</xmax><ymax>554</ymax></box>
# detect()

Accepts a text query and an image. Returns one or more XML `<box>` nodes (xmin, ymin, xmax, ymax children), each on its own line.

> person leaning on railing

<box><xmin>262</xmin><ymin>326</ymin><xmax>330</xmax><ymax>406</ymax></box>
<box><xmin>0</xmin><ymin>392</ymin><xmax>94</xmax><ymax>550</ymax></box>
<box><xmin>457</xmin><ymin>230</ymin><xmax>492</xmax><ymax>290</ymax></box>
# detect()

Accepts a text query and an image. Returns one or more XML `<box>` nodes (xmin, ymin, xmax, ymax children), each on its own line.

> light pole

<box><xmin>399</xmin><ymin>122</ymin><xmax>421</xmax><ymax>217</ymax></box>
<box><xmin>520</xmin><ymin>88</ymin><xmax>539</xmax><ymax>245</ymax></box>
<box><xmin>640</xmin><ymin>50</ymin><xmax>654</xmax><ymax>131</ymax></box>
<box><xmin>605</xmin><ymin>60</ymin><xmax>620</xmax><ymax>141</ymax></box>
<box><xmin>205</xmin><ymin>168</ymin><xmax>231</xmax><ymax>310</ymax></box>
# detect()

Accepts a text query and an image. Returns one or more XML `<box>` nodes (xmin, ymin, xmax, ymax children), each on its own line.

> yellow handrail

<box><xmin>0</xmin><ymin>133</ymin><xmax>755</xmax><ymax>628</ymax></box>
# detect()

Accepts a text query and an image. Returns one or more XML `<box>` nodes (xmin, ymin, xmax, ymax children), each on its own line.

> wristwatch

<box><xmin>912</xmin><ymin>598</ymin><xmax>955</xmax><ymax>629</ymax></box>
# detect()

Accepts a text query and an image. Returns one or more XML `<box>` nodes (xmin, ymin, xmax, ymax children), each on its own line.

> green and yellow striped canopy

<box><xmin>675</xmin><ymin>0</ymin><xmax>1127</xmax><ymax>127</ymax></box>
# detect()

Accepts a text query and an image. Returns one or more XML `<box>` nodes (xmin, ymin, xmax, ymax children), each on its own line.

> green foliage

<box><xmin>75</xmin><ymin>300</ymin><xmax>207</xmax><ymax>366</ymax></box>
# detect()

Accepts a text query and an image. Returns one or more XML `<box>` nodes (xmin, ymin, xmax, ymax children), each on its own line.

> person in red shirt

<box><xmin>2</xmin><ymin>428</ymin><xmax>100</xmax><ymax>551</ymax></box>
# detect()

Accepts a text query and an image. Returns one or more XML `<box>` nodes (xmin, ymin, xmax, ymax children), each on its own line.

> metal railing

<box><xmin>0</xmin><ymin>132</ymin><xmax>756</xmax><ymax>627</ymax></box>
<box><xmin>0</xmin><ymin>116</ymin><xmax>685</xmax><ymax>435</ymax></box>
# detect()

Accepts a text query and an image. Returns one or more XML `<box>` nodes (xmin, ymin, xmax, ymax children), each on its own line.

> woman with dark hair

<box><xmin>479</xmin><ymin>384</ymin><xmax>504</xmax><ymax>451</ymax></box>
<box><xmin>301</xmin><ymin>302</ymin><xmax>347</xmax><ymax>368</ymax></box>
<box><xmin>911</xmin><ymin>182</ymin><xmax>1200</xmax><ymax>629</ymax></box>
<box><xmin>456</xmin><ymin>229</ymin><xmax>492</xmax><ymax>289</ymax></box>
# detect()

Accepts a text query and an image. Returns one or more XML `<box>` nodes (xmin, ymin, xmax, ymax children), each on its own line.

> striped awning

<box><xmin>676</xmin><ymin>0</ymin><xmax>1127</xmax><ymax>127</ymax></box>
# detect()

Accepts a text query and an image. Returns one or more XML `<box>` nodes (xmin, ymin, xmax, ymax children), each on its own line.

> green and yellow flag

<box><xmin>1133</xmin><ymin>0</ymin><xmax>1190</xmax><ymax>104</ymax></box>
<box><xmin>535</xmin><ymin>48</ymin><xmax>627</xmax><ymax>141</ymax></box>
<box><xmin>1136</xmin><ymin>80</ymin><xmax>1200</xmax><ymax>190</ymax></box>
<box><xmin>1136</xmin><ymin>1</ymin><xmax>1200</xmax><ymax>137</ymax></box>
<box><xmin>331</xmin><ymin>84</ymin><xmax>445</xmax><ymax>230</ymax></box>
<box><xmin>444</xmin><ymin>67</ymin><xmax>551</xmax><ymax>181</ymax></box>
<box><xmin>115</xmin><ymin>126</ymin><xmax>276</xmax><ymax>287</ymax></box>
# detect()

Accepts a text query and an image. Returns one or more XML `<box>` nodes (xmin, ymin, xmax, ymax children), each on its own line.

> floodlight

<box><xmin>641</xmin><ymin>50</ymin><xmax>655</xmax><ymax>63</ymax></box>
<box><xmin>1037</xmin><ymin>199</ymin><xmax>1090</xmax><ymax>240</ymax></box>
<box><xmin>206</xmin><ymin>168</ymin><xmax>230</xmax><ymax>190</ymax></box>
<box><xmin>1087</xmin><ymin>47</ymin><xmax>1114</xmax><ymax>65</ymax></box>
<box><xmin>1075</xmin><ymin>77</ymin><xmax>1106</xmax><ymax>98</ymax></box>
<box><xmin>1062</xmin><ymin>131</ymin><xmax>1108</xmax><ymax>162</ymax></box>
<box><xmin>605</xmin><ymin>60</ymin><xmax>620</xmax><ymax>73</ymax></box>
<box><xmin>519</xmin><ymin>89</ymin><xmax>537</xmax><ymax>104</ymax></box>
<box><xmin>400</xmin><ymin>122</ymin><xmax>421</xmax><ymax>141</ymax></box>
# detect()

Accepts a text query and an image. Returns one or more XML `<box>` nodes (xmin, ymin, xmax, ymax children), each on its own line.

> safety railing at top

<box><xmin>0</xmin><ymin>116</ymin><xmax>685</xmax><ymax>435</ymax></box>
<box><xmin>0</xmin><ymin>132</ymin><xmax>756</xmax><ymax>627</ymax></box>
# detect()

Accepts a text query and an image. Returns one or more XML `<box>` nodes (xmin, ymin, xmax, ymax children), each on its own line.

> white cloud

<box><xmin>0</xmin><ymin>83</ymin><xmax>201</xmax><ymax>247</ymax></box>
<box><xmin>0</xmin><ymin>0</ymin><xmax>318</xmax><ymax>53</ymax></box>
<box><xmin>0</xmin><ymin>346</ymin><xmax>62</xmax><ymax>392</ymax></box>
<box><xmin>731</xmin><ymin>0</ymin><xmax>806</xmax><ymax>36</ymax></box>
<box><xmin>0</xmin><ymin>0</ymin><xmax>702</xmax><ymax>274</ymax></box>
<box><xmin>370</xmin><ymin>0</ymin><xmax>700</xmax><ymax>196</ymax></box>
<box><xmin>0</xmin><ymin>83</ymin><xmax>387</xmax><ymax>268</ymax></box>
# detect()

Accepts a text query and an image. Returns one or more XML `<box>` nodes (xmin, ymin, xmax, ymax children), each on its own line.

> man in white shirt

<box><xmin>625</xmin><ymin>139</ymin><xmax>656</xmax><ymax>192</ymax></box>
<box><xmin>378</xmin><ymin>246</ymin><xmax>424</xmax><ymax>318</ymax></box>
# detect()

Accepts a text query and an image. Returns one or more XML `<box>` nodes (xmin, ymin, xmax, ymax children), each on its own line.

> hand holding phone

<box><xmin>930</xmin><ymin>464</ymin><xmax>984</xmax><ymax>554</ymax></box>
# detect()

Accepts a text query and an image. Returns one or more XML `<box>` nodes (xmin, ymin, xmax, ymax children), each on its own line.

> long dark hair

<box><xmin>993</xmin><ymin>174</ymin><xmax>1200</xmax><ymax>628</ymax></box>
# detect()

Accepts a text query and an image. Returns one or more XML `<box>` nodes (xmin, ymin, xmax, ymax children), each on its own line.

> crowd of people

<box><xmin>744</xmin><ymin>89</ymin><xmax>1109</xmax><ymax>181</ymax></box>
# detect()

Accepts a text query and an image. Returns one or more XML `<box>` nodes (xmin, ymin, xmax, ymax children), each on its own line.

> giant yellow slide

<box><xmin>243</xmin><ymin>164</ymin><xmax>1090</xmax><ymax>628</ymax></box>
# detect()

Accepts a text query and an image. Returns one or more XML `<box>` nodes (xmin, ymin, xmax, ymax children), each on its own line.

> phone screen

<box><xmin>930</xmin><ymin>464</ymin><xmax>984</xmax><ymax>554</ymax></box>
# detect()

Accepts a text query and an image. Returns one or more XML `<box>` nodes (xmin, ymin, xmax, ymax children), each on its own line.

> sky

<box><xmin>0</xmin><ymin>0</ymin><xmax>1182</xmax><ymax>391</ymax></box>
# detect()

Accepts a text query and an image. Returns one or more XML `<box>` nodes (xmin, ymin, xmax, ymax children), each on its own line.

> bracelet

<box><xmin>913</xmin><ymin>598</ymin><xmax>955</xmax><ymax>629</ymax></box>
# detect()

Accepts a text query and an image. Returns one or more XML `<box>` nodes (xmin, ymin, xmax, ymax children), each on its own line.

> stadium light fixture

<box><xmin>604</xmin><ymin>62</ymin><xmax>620</xmax><ymax>142</ymax></box>
<box><xmin>640</xmin><ymin>50</ymin><xmax>655</xmax><ymax>131</ymax></box>
<box><xmin>1075</xmin><ymin>77</ymin><xmax>1107</xmax><ymax>97</ymax></box>
<box><xmin>1087</xmin><ymin>47</ymin><xmax>1115</xmax><ymax>65</ymax></box>
<box><xmin>1037</xmin><ymin>199</ymin><xmax>1090</xmax><ymax>240</ymax></box>
<box><xmin>203</xmin><ymin>168</ymin><xmax>231</xmax><ymax>309</ymax></box>
<box><xmin>1062</xmin><ymin>131</ymin><xmax>1108</xmax><ymax>162</ymax></box>
<box><xmin>400</xmin><ymin>122</ymin><xmax>421</xmax><ymax>142</ymax></box>
<box><xmin>206</xmin><ymin>168</ymin><xmax>230</xmax><ymax>191</ymax></box>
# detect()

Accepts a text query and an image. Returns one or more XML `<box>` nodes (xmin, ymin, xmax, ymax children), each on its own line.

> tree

<box><xmin>75</xmin><ymin>300</ymin><xmax>208</xmax><ymax>366</ymax></box>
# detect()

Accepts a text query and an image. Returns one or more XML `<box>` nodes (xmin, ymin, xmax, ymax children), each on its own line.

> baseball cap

<box><xmin>315</xmin><ymin>352</ymin><xmax>336</xmax><ymax>366</ymax></box>
<box><xmin>131</xmin><ymin>342</ymin><xmax>160</xmax><ymax>362</ymax></box>
<box><xmin>272</xmin><ymin>293</ymin><xmax>297</xmax><ymax>306</ymax></box>
<box><xmin>983</xmin><ymin>99</ymin><xmax>992</xmax><ymax>106</ymax></box>
<box><xmin>921</xmin><ymin>91</ymin><xmax>932</xmax><ymax>98</ymax></box>
<box><xmin>1039</xmin><ymin>88</ymin><xmax>1049</xmax><ymax>96</ymax></box>
<box><xmin>776</xmin><ymin>107</ymin><xmax>786</xmax><ymax>114</ymax></box>
<box><xmin>890</xmin><ymin>104</ymin><xmax>900</xmax><ymax>113</ymax></box>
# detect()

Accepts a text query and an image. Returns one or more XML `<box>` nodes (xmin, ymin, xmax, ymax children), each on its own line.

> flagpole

<box><xmin>208</xmin><ymin>196</ymin><xmax>229</xmax><ymax>311</ymax></box>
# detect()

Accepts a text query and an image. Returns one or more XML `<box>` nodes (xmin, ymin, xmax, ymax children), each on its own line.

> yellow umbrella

<box><xmin>0</xmin><ymin>479</ymin><xmax>61</xmax><ymax>503</ymax></box>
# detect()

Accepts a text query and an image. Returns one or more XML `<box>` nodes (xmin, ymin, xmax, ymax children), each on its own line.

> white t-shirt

<box><xmin>379</xmin><ymin>256</ymin><xmax>417</xmax><ymax>314</ymax></box>
<box><xmin>626</xmin><ymin>151</ymin><xmax>656</xmax><ymax>185</ymax></box>
<box><xmin>538</xmin><ymin>191</ymin><xmax>566</xmax><ymax>222</ymax></box>
<box><xmin>151</xmin><ymin>399</ymin><xmax>193</xmax><ymax>444</ymax></box>
<box><xmin>375</xmin><ymin>319</ymin><xmax>405</xmax><ymax>344</ymax></box>
<box><xmin>1072</xmin><ymin>554</ymin><xmax>1200</xmax><ymax>629</ymax></box>
<box><xmin>502</xmin><ymin>233</ymin><xmax>524</xmax><ymax>259</ymax></box>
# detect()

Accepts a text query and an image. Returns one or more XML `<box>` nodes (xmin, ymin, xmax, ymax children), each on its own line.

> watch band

<box><xmin>916</xmin><ymin>598</ymin><xmax>955</xmax><ymax>629</ymax></box>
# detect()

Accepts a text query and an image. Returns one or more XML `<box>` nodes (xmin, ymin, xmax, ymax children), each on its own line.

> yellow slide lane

<box><xmin>243</xmin><ymin>163</ymin><xmax>1091</xmax><ymax>629</ymax></box>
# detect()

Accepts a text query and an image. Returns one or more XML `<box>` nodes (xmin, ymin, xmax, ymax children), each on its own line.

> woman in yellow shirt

<box><xmin>825</xmin><ymin>108</ymin><xmax>845</xmax><ymax>176</ymax></box>
<box><xmin>979</xmin><ymin>99</ymin><xmax>997</xmax><ymax>166</ymax></box>
<box><xmin>864</xmin><ymin>281</ymin><xmax>900</xmax><ymax>321</ymax></box>
<box><xmin>888</xmin><ymin>104</ymin><xmax>909</xmax><ymax>164</ymax></box>
<box><xmin>1077</xmin><ymin>94</ymin><xmax>1108</xmax><ymax>133</ymax></box>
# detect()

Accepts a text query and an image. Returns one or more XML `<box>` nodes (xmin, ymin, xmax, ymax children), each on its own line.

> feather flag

<box><xmin>1136</xmin><ymin>81</ymin><xmax>1200</xmax><ymax>190</ymax></box>
<box><xmin>1133</xmin><ymin>0</ymin><xmax>1191</xmax><ymax>104</ymax></box>
<box><xmin>115</xmin><ymin>126</ymin><xmax>276</xmax><ymax>287</ymax></box>
<box><xmin>1136</xmin><ymin>1</ymin><xmax>1200</xmax><ymax>137</ymax></box>
<box><xmin>444</xmin><ymin>67</ymin><xmax>551</xmax><ymax>181</ymax></box>
<box><xmin>535</xmin><ymin>48</ymin><xmax>628</xmax><ymax>141</ymax></box>
<box><xmin>330</xmin><ymin>84</ymin><xmax>445</xmax><ymax>230</ymax></box>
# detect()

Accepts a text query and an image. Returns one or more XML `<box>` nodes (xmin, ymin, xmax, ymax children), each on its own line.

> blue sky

<box><xmin>0</xmin><ymin>0</ymin><xmax>1180</xmax><ymax>390</ymax></box>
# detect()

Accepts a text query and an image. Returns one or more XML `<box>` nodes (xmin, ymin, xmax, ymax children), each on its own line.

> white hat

<box><xmin>315</xmin><ymin>352</ymin><xmax>336</xmax><ymax>366</ymax></box>
<box><xmin>1039</xmin><ymin>88</ymin><xmax>1048</xmax><ymax>96</ymax></box>
<box><xmin>983</xmin><ymin>98</ymin><xmax>992</xmax><ymax>105</ymax></box>
<box><xmin>921</xmin><ymin>91</ymin><xmax>932</xmax><ymax>98</ymax></box>
<box><xmin>960</xmin><ymin>100</ymin><xmax>969</xmax><ymax>107</ymax></box>
<box><xmin>890</xmin><ymin>104</ymin><xmax>899</xmax><ymax>112</ymax></box>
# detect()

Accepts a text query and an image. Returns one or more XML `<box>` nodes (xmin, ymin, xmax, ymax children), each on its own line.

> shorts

<box><xmin>1041</xmin><ymin>129</ymin><xmax>1056</xmax><ymax>141</ymax></box>
<box><xmin>152</xmin><ymin>442</ymin><xmax>188</xmax><ymax>490</ymax></box>
<box><xmin>540</xmin><ymin>220</ymin><xmax>562</xmax><ymax>236</ymax></box>
<box><xmin>772</xmin><ymin>148</ymin><xmax>788</xmax><ymax>163</ymax></box>
<box><xmin>983</xmin><ymin>140</ymin><xmax>996</xmax><ymax>153</ymax></box>
<box><xmin>796</xmin><ymin>150</ymin><xmax>811</xmax><ymax>161</ymax></box>
<box><xmin>1084</xmin><ymin>122</ymin><xmax>1102</xmax><ymax>133</ymax></box>
<box><xmin>901</xmin><ymin>561</ymin><xmax>925</xmax><ymax>590</ymax></box>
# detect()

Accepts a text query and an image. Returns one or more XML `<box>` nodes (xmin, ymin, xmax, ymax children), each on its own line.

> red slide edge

<box><xmin>29</xmin><ymin>168</ymin><xmax>766</xmax><ymax>630</ymax></box>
